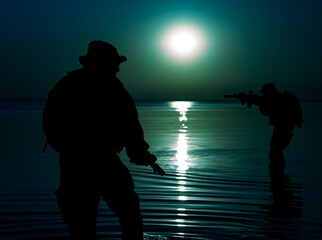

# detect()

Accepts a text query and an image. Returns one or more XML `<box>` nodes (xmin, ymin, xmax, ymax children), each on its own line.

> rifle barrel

<box><xmin>224</xmin><ymin>94</ymin><xmax>237</xmax><ymax>98</ymax></box>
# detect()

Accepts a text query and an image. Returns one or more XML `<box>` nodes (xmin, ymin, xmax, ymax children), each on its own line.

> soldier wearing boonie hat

<box><xmin>43</xmin><ymin>40</ymin><xmax>160</xmax><ymax>240</ymax></box>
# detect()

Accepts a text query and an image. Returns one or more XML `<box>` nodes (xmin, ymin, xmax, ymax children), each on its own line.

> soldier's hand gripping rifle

<box><xmin>224</xmin><ymin>91</ymin><xmax>260</xmax><ymax>108</ymax></box>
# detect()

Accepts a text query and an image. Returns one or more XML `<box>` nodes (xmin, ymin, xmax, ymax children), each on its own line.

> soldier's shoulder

<box><xmin>282</xmin><ymin>91</ymin><xmax>299</xmax><ymax>102</ymax></box>
<box><xmin>49</xmin><ymin>69</ymin><xmax>85</xmax><ymax>97</ymax></box>
<box><xmin>107</xmin><ymin>78</ymin><xmax>127</xmax><ymax>93</ymax></box>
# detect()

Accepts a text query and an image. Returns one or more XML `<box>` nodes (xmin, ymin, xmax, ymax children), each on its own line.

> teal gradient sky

<box><xmin>0</xmin><ymin>0</ymin><xmax>321</xmax><ymax>101</ymax></box>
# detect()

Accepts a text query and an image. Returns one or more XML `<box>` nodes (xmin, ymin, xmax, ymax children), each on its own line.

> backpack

<box><xmin>42</xmin><ymin>88</ymin><xmax>66</xmax><ymax>152</ymax></box>
<box><xmin>42</xmin><ymin>72</ymin><xmax>78</xmax><ymax>152</ymax></box>
<box><xmin>282</xmin><ymin>91</ymin><xmax>303</xmax><ymax>126</ymax></box>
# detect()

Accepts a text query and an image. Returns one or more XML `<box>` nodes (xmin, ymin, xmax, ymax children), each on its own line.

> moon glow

<box><xmin>161</xmin><ymin>24</ymin><xmax>206</xmax><ymax>62</ymax></box>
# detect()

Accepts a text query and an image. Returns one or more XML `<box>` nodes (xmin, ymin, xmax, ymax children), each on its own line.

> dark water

<box><xmin>0</xmin><ymin>100</ymin><xmax>321</xmax><ymax>239</ymax></box>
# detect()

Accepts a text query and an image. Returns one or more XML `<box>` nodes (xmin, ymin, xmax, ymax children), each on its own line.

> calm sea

<box><xmin>0</xmin><ymin>100</ymin><xmax>321</xmax><ymax>239</ymax></box>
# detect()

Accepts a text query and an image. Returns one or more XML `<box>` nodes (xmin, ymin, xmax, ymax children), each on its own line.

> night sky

<box><xmin>1</xmin><ymin>0</ymin><xmax>321</xmax><ymax>101</ymax></box>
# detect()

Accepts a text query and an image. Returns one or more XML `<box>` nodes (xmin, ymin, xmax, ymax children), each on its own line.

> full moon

<box><xmin>161</xmin><ymin>24</ymin><xmax>206</xmax><ymax>62</ymax></box>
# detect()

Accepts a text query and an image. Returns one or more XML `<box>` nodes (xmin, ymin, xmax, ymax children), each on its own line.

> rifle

<box><xmin>224</xmin><ymin>91</ymin><xmax>260</xmax><ymax>108</ymax></box>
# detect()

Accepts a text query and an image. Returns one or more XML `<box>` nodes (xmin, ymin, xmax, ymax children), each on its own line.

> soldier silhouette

<box><xmin>226</xmin><ymin>83</ymin><xmax>303</xmax><ymax>173</ymax></box>
<box><xmin>249</xmin><ymin>83</ymin><xmax>303</xmax><ymax>173</ymax></box>
<box><xmin>257</xmin><ymin>83</ymin><xmax>303</xmax><ymax>173</ymax></box>
<box><xmin>43</xmin><ymin>40</ymin><xmax>159</xmax><ymax>239</ymax></box>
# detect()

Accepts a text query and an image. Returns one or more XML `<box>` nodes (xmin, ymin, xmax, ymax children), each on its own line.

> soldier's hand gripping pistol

<box><xmin>130</xmin><ymin>153</ymin><xmax>165</xmax><ymax>176</ymax></box>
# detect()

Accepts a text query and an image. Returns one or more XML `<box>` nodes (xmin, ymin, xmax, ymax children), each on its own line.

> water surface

<box><xmin>0</xmin><ymin>101</ymin><xmax>321</xmax><ymax>239</ymax></box>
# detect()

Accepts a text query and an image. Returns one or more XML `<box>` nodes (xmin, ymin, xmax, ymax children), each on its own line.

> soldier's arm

<box><xmin>118</xmin><ymin>85</ymin><xmax>157</xmax><ymax>166</ymax></box>
<box><xmin>248</xmin><ymin>94</ymin><xmax>262</xmax><ymax>106</ymax></box>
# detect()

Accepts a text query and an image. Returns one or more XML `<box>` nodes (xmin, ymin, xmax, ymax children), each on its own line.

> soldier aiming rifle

<box><xmin>225</xmin><ymin>83</ymin><xmax>303</xmax><ymax>174</ymax></box>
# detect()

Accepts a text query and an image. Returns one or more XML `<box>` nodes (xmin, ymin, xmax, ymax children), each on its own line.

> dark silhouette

<box><xmin>42</xmin><ymin>40</ymin><xmax>161</xmax><ymax>239</ymax></box>
<box><xmin>225</xmin><ymin>83</ymin><xmax>303</xmax><ymax>173</ymax></box>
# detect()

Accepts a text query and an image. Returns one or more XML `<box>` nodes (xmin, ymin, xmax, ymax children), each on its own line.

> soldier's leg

<box><xmin>269</xmin><ymin>126</ymin><xmax>284</xmax><ymax>174</ymax></box>
<box><xmin>58</xmin><ymin>153</ymin><xmax>101</xmax><ymax>239</ymax></box>
<box><xmin>269</xmin><ymin>125</ymin><xmax>294</xmax><ymax>172</ymax></box>
<box><xmin>56</xmin><ymin>186</ymin><xmax>100</xmax><ymax>240</ymax></box>
<box><xmin>100</xmin><ymin>161</ymin><xmax>143</xmax><ymax>240</ymax></box>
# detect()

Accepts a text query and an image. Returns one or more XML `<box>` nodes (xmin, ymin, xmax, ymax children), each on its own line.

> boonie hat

<box><xmin>79</xmin><ymin>40</ymin><xmax>127</xmax><ymax>66</ymax></box>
